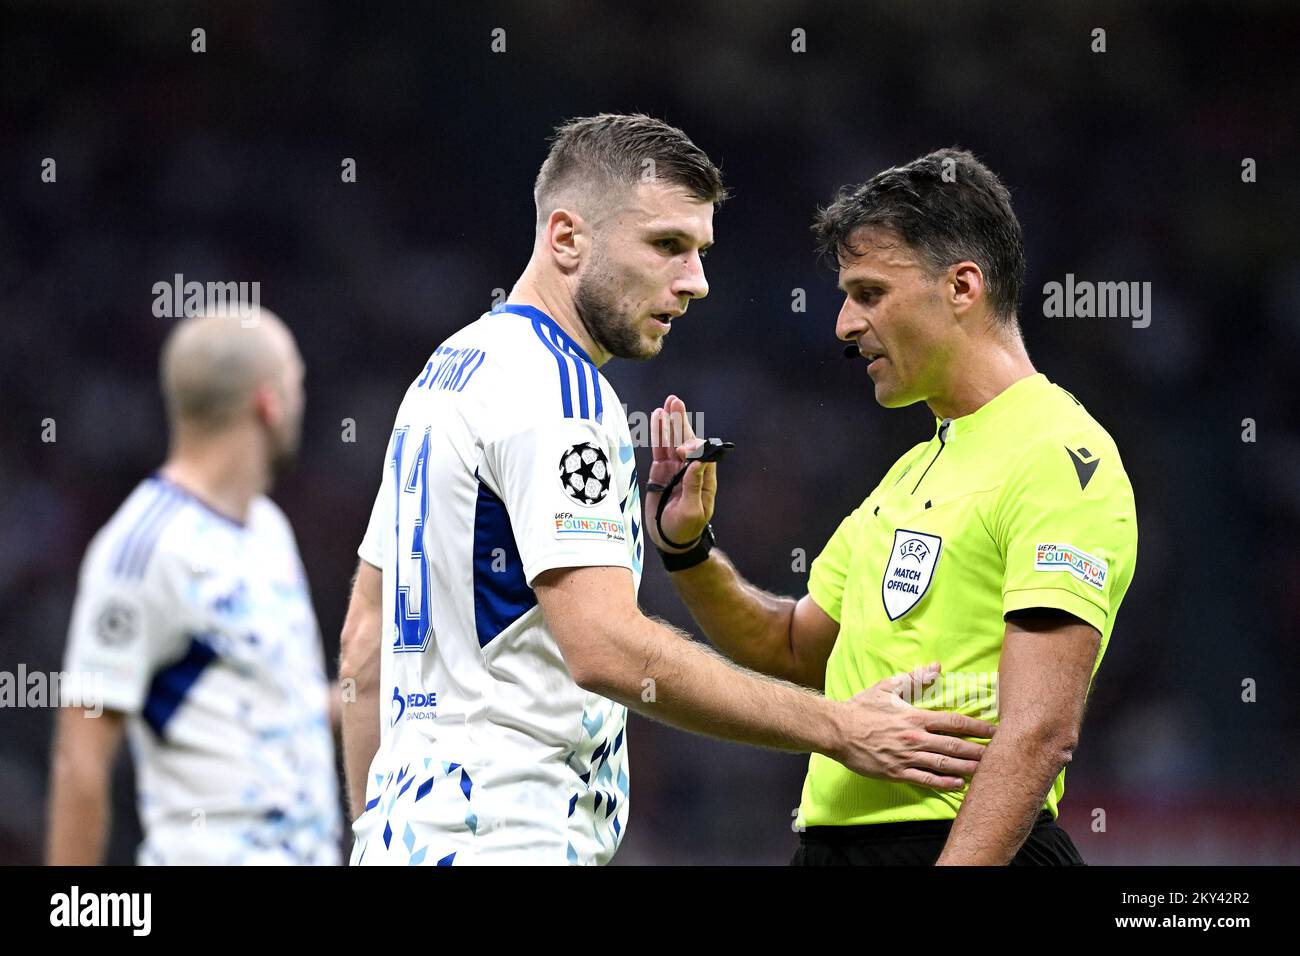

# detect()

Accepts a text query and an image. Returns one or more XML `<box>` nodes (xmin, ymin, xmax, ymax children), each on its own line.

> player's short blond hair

<box><xmin>159</xmin><ymin>307</ymin><xmax>292</xmax><ymax>432</ymax></box>
<box><xmin>533</xmin><ymin>113</ymin><xmax>727</xmax><ymax>230</ymax></box>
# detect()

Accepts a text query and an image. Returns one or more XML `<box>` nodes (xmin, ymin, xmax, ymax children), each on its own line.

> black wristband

<box><xmin>659</xmin><ymin>524</ymin><xmax>715</xmax><ymax>572</ymax></box>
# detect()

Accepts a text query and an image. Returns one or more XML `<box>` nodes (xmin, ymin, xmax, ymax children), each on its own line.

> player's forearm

<box><xmin>581</xmin><ymin>613</ymin><xmax>841</xmax><ymax>759</ymax></box>
<box><xmin>666</xmin><ymin>548</ymin><xmax>801</xmax><ymax>683</ymax></box>
<box><xmin>339</xmin><ymin>617</ymin><xmax>382</xmax><ymax>821</ymax></box>
<box><xmin>46</xmin><ymin>763</ymin><xmax>111</xmax><ymax>865</ymax></box>
<box><xmin>935</xmin><ymin>724</ymin><xmax>1076</xmax><ymax>865</ymax></box>
<box><xmin>341</xmin><ymin>677</ymin><xmax>380</xmax><ymax>819</ymax></box>
<box><xmin>341</xmin><ymin>682</ymin><xmax>380</xmax><ymax>820</ymax></box>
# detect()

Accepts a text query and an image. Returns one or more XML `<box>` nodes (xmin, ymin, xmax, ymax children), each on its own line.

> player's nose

<box><xmin>673</xmin><ymin>250</ymin><xmax>709</xmax><ymax>302</ymax></box>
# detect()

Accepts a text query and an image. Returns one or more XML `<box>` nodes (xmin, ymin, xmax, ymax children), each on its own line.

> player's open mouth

<box><xmin>864</xmin><ymin>352</ymin><xmax>886</xmax><ymax>368</ymax></box>
<box><xmin>652</xmin><ymin>314</ymin><xmax>674</xmax><ymax>329</ymax></box>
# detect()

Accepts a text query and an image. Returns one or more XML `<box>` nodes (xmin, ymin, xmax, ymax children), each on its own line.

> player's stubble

<box><xmin>267</xmin><ymin>387</ymin><xmax>304</xmax><ymax>480</ymax></box>
<box><xmin>573</xmin><ymin>244</ymin><xmax>664</xmax><ymax>362</ymax></box>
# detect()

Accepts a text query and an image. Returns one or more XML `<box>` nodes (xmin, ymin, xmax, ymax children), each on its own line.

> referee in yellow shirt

<box><xmin>646</xmin><ymin>148</ymin><xmax>1137</xmax><ymax>865</ymax></box>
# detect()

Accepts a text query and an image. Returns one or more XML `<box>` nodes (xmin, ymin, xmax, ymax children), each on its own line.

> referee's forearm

<box><xmin>936</xmin><ymin>727</ymin><xmax>1074</xmax><ymax>865</ymax></box>
<box><xmin>666</xmin><ymin>548</ymin><xmax>799</xmax><ymax>682</ymax></box>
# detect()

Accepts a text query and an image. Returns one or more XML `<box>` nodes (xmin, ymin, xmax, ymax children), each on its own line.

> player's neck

<box><xmin>508</xmin><ymin>270</ymin><xmax>610</xmax><ymax>366</ymax></box>
<box><xmin>160</xmin><ymin>430</ymin><xmax>268</xmax><ymax>525</ymax></box>
<box><xmin>926</xmin><ymin>333</ymin><xmax>1036</xmax><ymax>422</ymax></box>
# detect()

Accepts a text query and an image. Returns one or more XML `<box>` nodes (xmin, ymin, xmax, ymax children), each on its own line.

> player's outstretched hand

<box><xmin>833</xmin><ymin>663</ymin><xmax>995</xmax><ymax>790</ymax></box>
<box><xmin>645</xmin><ymin>394</ymin><xmax>717</xmax><ymax>552</ymax></box>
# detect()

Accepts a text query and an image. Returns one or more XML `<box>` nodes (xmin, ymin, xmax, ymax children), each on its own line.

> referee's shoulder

<box><xmin>1018</xmin><ymin>379</ymin><xmax>1133</xmax><ymax>491</ymax></box>
<box><xmin>1043</xmin><ymin>380</ymin><xmax>1123</xmax><ymax>448</ymax></box>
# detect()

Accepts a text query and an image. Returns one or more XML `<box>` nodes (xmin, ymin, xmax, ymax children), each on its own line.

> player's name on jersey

<box><xmin>414</xmin><ymin>345</ymin><xmax>488</xmax><ymax>393</ymax></box>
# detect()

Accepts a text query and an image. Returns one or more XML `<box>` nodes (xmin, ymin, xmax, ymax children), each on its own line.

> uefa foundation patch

<box><xmin>1034</xmin><ymin>543</ymin><xmax>1107</xmax><ymax>590</ymax></box>
<box><xmin>553</xmin><ymin>513</ymin><xmax>627</xmax><ymax>542</ymax></box>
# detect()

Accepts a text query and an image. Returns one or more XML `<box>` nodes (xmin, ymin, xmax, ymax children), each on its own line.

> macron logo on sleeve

<box><xmin>1065</xmin><ymin>446</ymin><xmax>1100</xmax><ymax>491</ymax></box>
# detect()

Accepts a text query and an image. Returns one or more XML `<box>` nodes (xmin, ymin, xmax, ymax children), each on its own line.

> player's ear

<box><xmin>546</xmin><ymin>208</ymin><xmax>585</xmax><ymax>270</ymax></box>
<box><xmin>253</xmin><ymin>380</ymin><xmax>283</xmax><ymax>428</ymax></box>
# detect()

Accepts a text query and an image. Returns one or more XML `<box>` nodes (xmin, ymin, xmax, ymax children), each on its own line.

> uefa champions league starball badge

<box><xmin>558</xmin><ymin>442</ymin><xmax>612</xmax><ymax>507</ymax></box>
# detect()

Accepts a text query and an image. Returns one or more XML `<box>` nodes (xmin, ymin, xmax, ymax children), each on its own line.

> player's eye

<box><xmin>655</xmin><ymin>238</ymin><xmax>679</xmax><ymax>253</ymax></box>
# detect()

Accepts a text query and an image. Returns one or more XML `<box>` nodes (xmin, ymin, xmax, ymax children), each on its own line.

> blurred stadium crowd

<box><xmin>2</xmin><ymin>1</ymin><xmax>1298</xmax><ymax>863</ymax></box>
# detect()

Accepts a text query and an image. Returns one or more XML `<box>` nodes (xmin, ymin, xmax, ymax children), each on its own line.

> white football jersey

<box><xmin>61</xmin><ymin>476</ymin><xmax>342</xmax><ymax>865</ymax></box>
<box><xmin>351</xmin><ymin>303</ymin><xmax>643</xmax><ymax>866</ymax></box>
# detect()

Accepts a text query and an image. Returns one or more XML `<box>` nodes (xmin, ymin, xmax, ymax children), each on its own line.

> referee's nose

<box><xmin>836</xmin><ymin>297</ymin><xmax>867</xmax><ymax>344</ymax></box>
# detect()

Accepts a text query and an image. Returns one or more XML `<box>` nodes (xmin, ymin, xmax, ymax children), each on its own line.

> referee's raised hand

<box><xmin>646</xmin><ymin>394</ymin><xmax>717</xmax><ymax>552</ymax></box>
<box><xmin>835</xmin><ymin>663</ymin><xmax>995</xmax><ymax>790</ymax></box>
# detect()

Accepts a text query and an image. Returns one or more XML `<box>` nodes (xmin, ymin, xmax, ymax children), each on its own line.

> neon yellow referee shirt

<box><xmin>799</xmin><ymin>373</ymin><xmax>1137</xmax><ymax>827</ymax></box>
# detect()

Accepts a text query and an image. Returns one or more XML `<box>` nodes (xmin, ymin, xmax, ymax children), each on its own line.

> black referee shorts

<box><xmin>791</xmin><ymin>810</ymin><xmax>1085</xmax><ymax>866</ymax></box>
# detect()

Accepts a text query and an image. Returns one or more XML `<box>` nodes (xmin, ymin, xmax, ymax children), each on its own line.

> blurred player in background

<box><xmin>649</xmin><ymin>149</ymin><xmax>1137</xmax><ymax>865</ymax></box>
<box><xmin>46</xmin><ymin>307</ymin><xmax>342</xmax><ymax>865</ymax></box>
<box><xmin>340</xmin><ymin>115</ymin><xmax>994</xmax><ymax>866</ymax></box>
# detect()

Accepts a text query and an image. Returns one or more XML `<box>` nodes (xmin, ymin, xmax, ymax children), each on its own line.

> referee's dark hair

<box><xmin>812</xmin><ymin>148</ymin><xmax>1026</xmax><ymax>326</ymax></box>
<box><xmin>534</xmin><ymin>113</ymin><xmax>728</xmax><ymax>229</ymax></box>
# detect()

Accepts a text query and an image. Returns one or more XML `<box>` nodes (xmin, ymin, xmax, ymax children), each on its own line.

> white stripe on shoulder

<box><xmin>110</xmin><ymin>482</ymin><xmax>187</xmax><ymax>581</ymax></box>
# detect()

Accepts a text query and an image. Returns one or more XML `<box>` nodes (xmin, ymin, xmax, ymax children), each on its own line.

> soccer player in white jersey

<box><xmin>46</xmin><ymin>307</ymin><xmax>342</xmax><ymax>865</ymax></box>
<box><xmin>341</xmin><ymin>114</ymin><xmax>995</xmax><ymax>865</ymax></box>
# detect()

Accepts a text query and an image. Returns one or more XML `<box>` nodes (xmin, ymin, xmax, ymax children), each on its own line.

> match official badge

<box><xmin>882</xmin><ymin>529</ymin><xmax>942</xmax><ymax>620</ymax></box>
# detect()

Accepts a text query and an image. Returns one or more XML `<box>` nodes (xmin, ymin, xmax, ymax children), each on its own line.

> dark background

<box><xmin>2</xmin><ymin>0</ymin><xmax>1297</xmax><ymax>864</ymax></box>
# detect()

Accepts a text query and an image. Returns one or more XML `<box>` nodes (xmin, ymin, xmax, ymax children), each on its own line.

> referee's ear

<box><xmin>947</xmin><ymin>260</ymin><xmax>986</xmax><ymax>318</ymax></box>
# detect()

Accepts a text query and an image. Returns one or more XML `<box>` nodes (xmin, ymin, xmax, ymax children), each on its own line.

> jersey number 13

<box><xmin>391</xmin><ymin>425</ymin><xmax>435</xmax><ymax>653</ymax></box>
